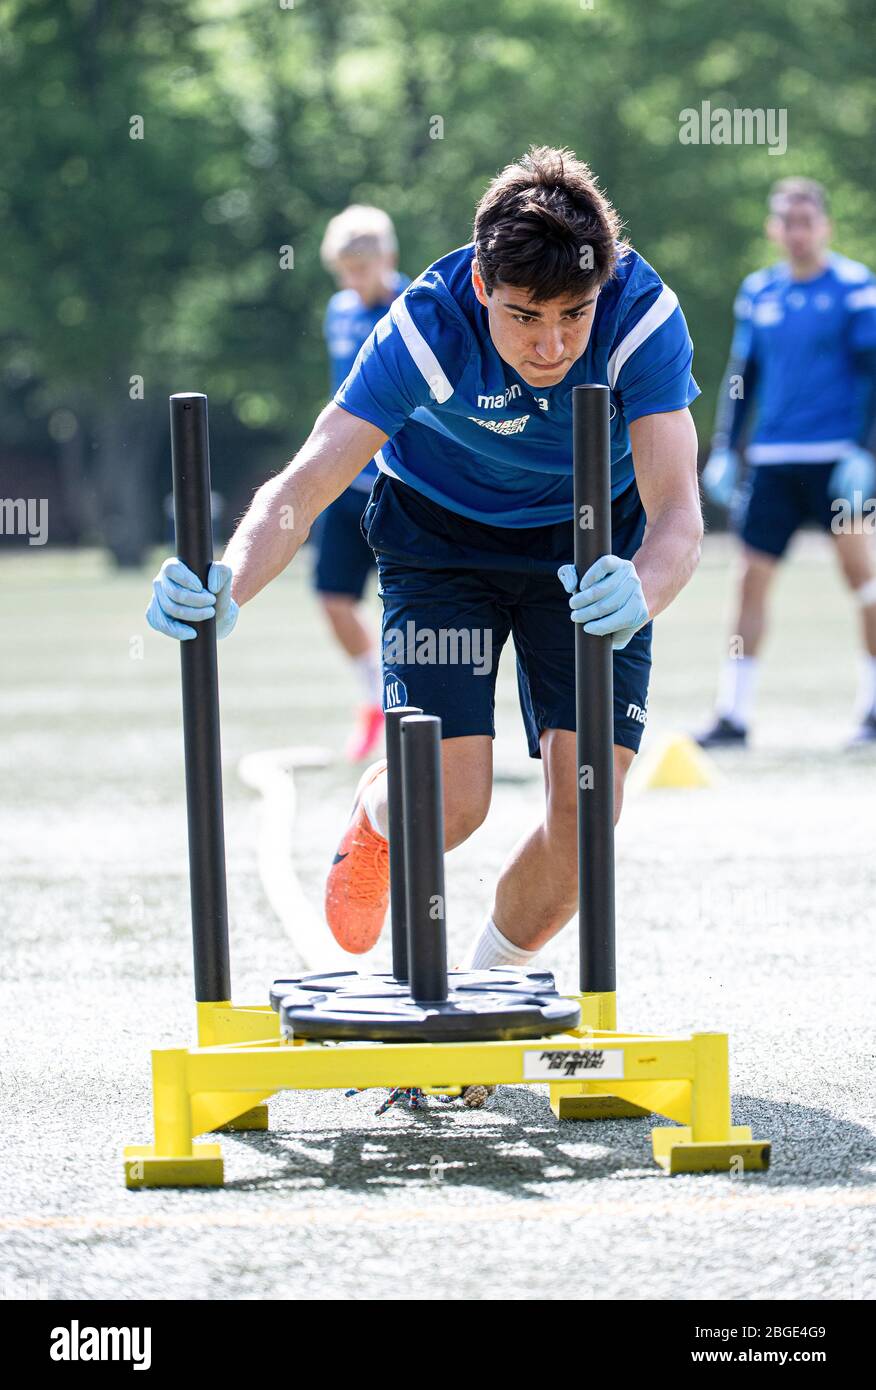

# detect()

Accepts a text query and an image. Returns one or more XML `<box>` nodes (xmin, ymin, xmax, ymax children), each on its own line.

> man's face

<box><xmin>334</xmin><ymin>250</ymin><xmax>393</xmax><ymax>306</ymax></box>
<box><xmin>471</xmin><ymin>261</ymin><xmax>598</xmax><ymax>388</ymax></box>
<box><xmin>767</xmin><ymin>198</ymin><xmax>830</xmax><ymax>265</ymax></box>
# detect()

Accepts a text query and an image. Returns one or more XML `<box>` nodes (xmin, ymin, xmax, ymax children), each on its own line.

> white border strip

<box><xmin>390</xmin><ymin>297</ymin><xmax>454</xmax><ymax>403</ymax></box>
<box><xmin>607</xmin><ymin>286</ymin><xmax>679</xmax><ymax>389</ymax></box>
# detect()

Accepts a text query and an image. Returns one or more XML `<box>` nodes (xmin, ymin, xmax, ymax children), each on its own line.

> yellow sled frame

<box><xmin>124</xmin><ymin>992</ymin><xmax>770</xmax><ymax>1187</ymax></box>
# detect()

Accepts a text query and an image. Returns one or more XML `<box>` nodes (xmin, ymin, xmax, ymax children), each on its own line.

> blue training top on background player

<box><xmin>335</xmin><ymin>242</ymin><xmax>699</xmax><ymax>526</ymax></box>
<box><xmin>698</xmin><ymin>175</ymin><xmax>876</xmax><ymax>752</ymax></box>
<box><xmin>324</xmin><ymin>273</ymin><xmax>410</xmax><ymax>393</ymax></box>
<box><xmin>725</xmin><ymin>253</ymin><xmax>876</xmax><ymax>462</ymax></box>
<box><xmin>323</xmin><ymin>270</ymin><xmax>409</xmax><ymax>493</ymax></box>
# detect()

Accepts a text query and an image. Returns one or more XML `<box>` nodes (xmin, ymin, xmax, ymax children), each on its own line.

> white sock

<box><xmin>855</xmin><ymin>654</ymin><xmax>876</xmax><ymax>717</ymax></box>
<box><xmin>353</xmin><ymin>649</ymin><xmax>382</xmax><ymax>706</ymax></box>
<box><xmin>460</xmin><ymin>917</ymin><xmax>539</xmax><ymax>971</ymax></box>
<box><xmin>361</xmin><ymin>770</ymin><xmax>388</xmax><ymax>838</ymax></box>
<box><xmin>716</xmin><ymin>656</ymin><xmax>759</xmax><ymax>727</ymax></box>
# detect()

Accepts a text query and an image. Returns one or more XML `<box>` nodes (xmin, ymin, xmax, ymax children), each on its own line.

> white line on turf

<box><xmin>237</xmin><ymin>747</ymin><xmax>377</xmax><ymax>973</ymax></box>
<box><xmin>5</xmin><ymin>1187</ymin><xmax>876</xmax><ymax>1234</ymax></box>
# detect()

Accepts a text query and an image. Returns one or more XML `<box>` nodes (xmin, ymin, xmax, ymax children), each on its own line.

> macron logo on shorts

<box><xmin>626</xmin><ymin>702</ymin><xmax>647</xmax><ymax>725</ymax></box>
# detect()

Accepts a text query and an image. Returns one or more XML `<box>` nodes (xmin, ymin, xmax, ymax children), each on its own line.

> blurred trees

<box><xmin>1</xmin><ymin>0</ymin><xmax>873</xmax><ymax>560</ymax></box>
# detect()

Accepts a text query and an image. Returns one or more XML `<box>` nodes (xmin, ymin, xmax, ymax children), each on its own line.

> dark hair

<box><xmin>769</xmin><ymin>176</ymin><xmax>828</xmax><ymax>215</ymax></box>
<box><xmin>473</xmin><ymin>146</ymin><xmax>624</xmax><ymax>302</ymax></box>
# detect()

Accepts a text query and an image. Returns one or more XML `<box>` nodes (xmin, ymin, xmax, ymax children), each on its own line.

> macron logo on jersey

<box><xmin>477</xmin><ymin>385</ymin><xmax>522</xmax><ymax>409</ymax></box>
<box><xmin>471</xmin><ymin>380</ymin><xmax>531</xmax><ymax>432</ymax></box>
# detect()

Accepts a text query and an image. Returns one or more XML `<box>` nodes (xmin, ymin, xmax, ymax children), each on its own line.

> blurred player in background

<box><xmin>699</xmin><ymin>178</ymin><xmax>876</xmax><ymax>748</ymax></box>
<box><xmin>314</xmin><ymin>206</ymin><xmax>409</xmax><ymax>760</ymax></box>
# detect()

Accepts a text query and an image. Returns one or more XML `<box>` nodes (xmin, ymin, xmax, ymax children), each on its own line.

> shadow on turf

<box><xmin>215</xmin><ymin>1087</ymin><xmax>876</xmax><ymax>1195</ymax></box>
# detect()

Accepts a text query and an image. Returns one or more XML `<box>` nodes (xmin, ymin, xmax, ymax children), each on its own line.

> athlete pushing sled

<box><xmin>147</xmin><ymin>146</ymin><xmax>703</xmax><ymax>971</ymax></box>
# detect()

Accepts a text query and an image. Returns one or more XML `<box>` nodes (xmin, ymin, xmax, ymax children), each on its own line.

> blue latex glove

<box><xmin>146</xmin><ymin>558</ymin><xmax>238</xmax><ymax>641</ymax></box>
<box><xmin>829</xmin><ymin>447</ymin><xmax>876</xmax><ymax>504</ymax></box>
<box><xmin>701</xmin><ymin>448</ymin><xmax>741</xmax><ymax>509</ymax></box>
<box><xmin>558</xmin><ymin>555</ymin><xmax>650</xmax><ymax>650</ymax></box>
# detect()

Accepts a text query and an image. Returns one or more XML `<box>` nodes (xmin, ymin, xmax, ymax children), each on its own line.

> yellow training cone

<box><xmin>631</xmin><ymin>733</ymin><xmax>718</xmax><ymax>791</ymax></box>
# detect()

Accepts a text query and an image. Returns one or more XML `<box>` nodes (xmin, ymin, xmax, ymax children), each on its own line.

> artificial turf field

<box><xmin>1</xmin><ymin>531</ymin><xmax>874</xmax><ymax>1302</ymax></box>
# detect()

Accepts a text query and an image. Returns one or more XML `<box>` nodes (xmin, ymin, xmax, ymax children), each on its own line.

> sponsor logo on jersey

<box><xmin>626</xmin><ymin>702</ymin><xmax>647</xmax><ymax>725</ymax></box>
<box><xmin>468</xmin><ymin>414</ymin><xmax>530</xmax><ymax>436</ymax></box>
<box><xmin>753</xmin><ymin>300</ymin><xmax>783</xmax><ymax>327</ymax></box>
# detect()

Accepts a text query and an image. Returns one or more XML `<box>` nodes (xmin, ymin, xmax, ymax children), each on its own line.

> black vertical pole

<box><xmin>383</xmin><ymin>703</ymin><xmax>423</xmax><ymax>982</ymax></box>
<box><xmin>169</xmin><ymin>392</ymin><xmax>232</xmax><ymax>1004</ymax></box>
<box><xmin>572</xmin><ymin>385</ymin><xmax>616</xmax><ymax>995</ymax></box>
<box><xmin>400</xmin><ymin>714</ymin><xmax>449</xmax><ymax>1003</ymax></box>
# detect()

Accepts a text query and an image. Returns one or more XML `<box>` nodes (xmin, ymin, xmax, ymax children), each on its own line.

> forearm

<box><xmin>712</xmin><ymin>353</ymin><xmax>757</xmax><ymax>451</ymax></box>
<box><xmin>633</xmin><ymin>506</ymin><xmax>703</xmax><ymax>621</ymax></box>
<box><xmin>222</xmin><ymin>403</ymin><xmax>388</xmax><ymax>608</ymax></box>
<box><xmin>628</xmin><ymin>408</ymin><xmax>703</xmax><ymax>621</ymax></box>
<box><xmin>222</xmin><ymin>469</ymin><xmax>312</xmax><ymax>607</ymax></box>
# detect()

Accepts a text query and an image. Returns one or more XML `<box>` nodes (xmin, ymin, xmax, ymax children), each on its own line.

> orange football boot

<box><xmin>324</xmin><ymin>759</ymin><xmax>390</xmax><ymax>953</ymax></box>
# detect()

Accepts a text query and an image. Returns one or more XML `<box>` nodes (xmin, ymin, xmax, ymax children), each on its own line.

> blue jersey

<box><xmin>730</xmin><ymin>254</ymin><xmax>876</xmax><ymax>464</ymax></box>
<box><xmin>323</xmin><ymin>271</ymin><xmax>409</xmax><ymax>491</ymax></box>
<box><xmin>334</xmin><ymin>243</ymin><xmax>699</xmax><ymax>526</ymax></box>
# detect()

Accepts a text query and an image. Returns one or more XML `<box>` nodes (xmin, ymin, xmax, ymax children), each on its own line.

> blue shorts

<box><xmin>312</xmin><ymin>484</ymin><xmax>376</xmax><ymax>598</ymax></box>
<box><xmin>362</xmin><ymin>474</ymin><xmax>652</xmax><ymax>757</ymax></box>
<box><xmin>733</xmin><ymin>461</ymin><xmax>837</xmax><ymax>559</ymax></box>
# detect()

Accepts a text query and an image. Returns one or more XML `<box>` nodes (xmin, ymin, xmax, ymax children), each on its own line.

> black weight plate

<box><xmin>277</xmin><ymin>985</ymin><xmax>581</xmax><ymax>1043</ymax></box>
<box><xmin>269</xmin><ymin>972</ymin><xmax>400</xmax><ymax>1011</ymax></box>
<box><xmin>270</xmin><ymin>967</ymin><xmax>562</xmax><ymax>1013</ymax></box>
<box><xmin>451</xmin><ymin>969</ymin><xmax>561</xmax><ymax>995</ymax></box>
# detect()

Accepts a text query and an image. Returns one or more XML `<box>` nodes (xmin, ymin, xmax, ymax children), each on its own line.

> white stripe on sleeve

<box><xmin>607</xmin><ymin>286</ymin><xmax>680</xmax><ymax>390</ymax></box>
<box><xmin>747</xmin><ymin>440</ymin><xmax>853</xmax><ymax>464</ymax></box>
<box><xmin>374</xmin><ymin>447</ymin><xmax>401</xmax><ymax>480</ymax></box>
<box><xmin>389</xmin><ymin>297</ymin><xmax>454</xmax><ymax>403</ymax></box>
<box><xmin>846</xmin><ymin>285</ymin><xmax>876</xmax><ymax>312</ymax></box>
